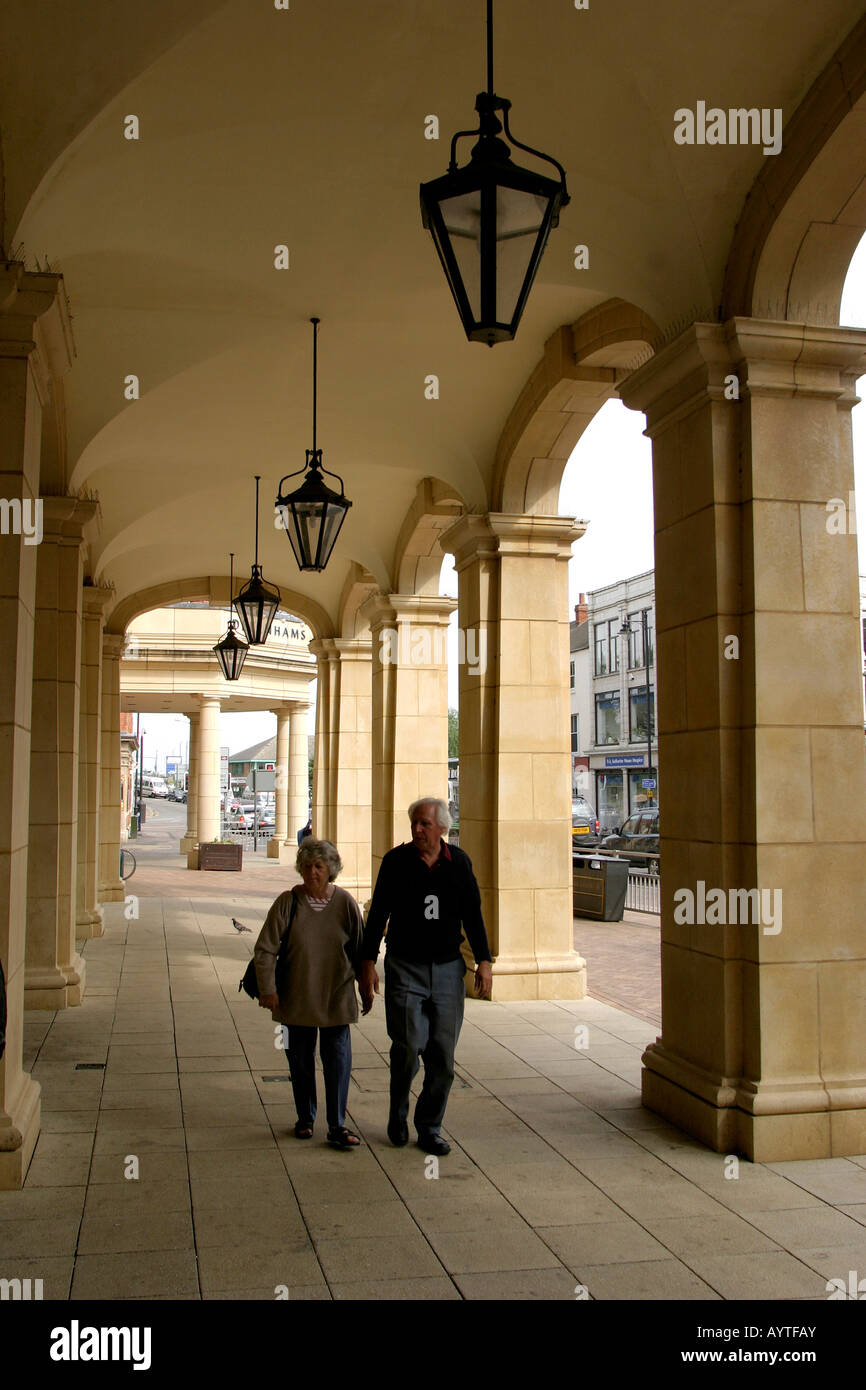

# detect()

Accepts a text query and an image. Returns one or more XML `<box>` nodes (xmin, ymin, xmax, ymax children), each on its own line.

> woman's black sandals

<box><xmin>326</xmin><ymin>1126</ymin><xmax>361</xmax><ymax>1150</ymax></box>
<box><xmin>294</xmin><ymin>1121</ymin><xmax>314</xmax><ymax>1139</ymax></box>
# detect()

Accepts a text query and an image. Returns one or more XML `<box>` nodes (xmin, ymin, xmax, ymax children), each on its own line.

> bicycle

<box><xmin>120</xmin><ymin>848</ymin><xmax>136</xmax><ymax>882</ymax></box>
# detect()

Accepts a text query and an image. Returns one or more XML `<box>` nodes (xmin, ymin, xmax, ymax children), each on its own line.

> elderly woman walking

<box><xmin>255</xmin><ymin>838</ymin><xmax>366</xmax><ymax>1149</ymax></box>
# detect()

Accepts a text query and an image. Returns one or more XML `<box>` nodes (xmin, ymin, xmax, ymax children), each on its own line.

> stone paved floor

<box><xmin>4</xmin><ymin>825</ymin><xmax>866</xmax><ymax>1301</ymax></box>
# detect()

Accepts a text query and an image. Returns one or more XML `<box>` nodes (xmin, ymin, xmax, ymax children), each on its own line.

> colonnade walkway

<box><xmin>4</xmin><ymin>855</ymin><xmax>866</xmax><ymax>1301</ymax></box>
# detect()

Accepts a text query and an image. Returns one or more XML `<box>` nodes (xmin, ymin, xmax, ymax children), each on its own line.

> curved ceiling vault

<box><xmin>6</xmin><ymin>0</ymin><xmax>865</xmax><ymax>631</ymax></box>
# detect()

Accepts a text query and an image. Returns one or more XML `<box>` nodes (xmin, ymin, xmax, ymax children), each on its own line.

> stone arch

<box><xmin>337</xmin><ymin>562</ymin><xmax>378</xmax><ymax>638</ymax></box>
<box><xmin>106</xmin><ymin>576</ymin><xmax>334</xmax><ymax>641</ymax></box>
<box><xmin>722</xmin><ymin>13</ymin><xmax>866</xmax><ymax>324</ymax></box>
<box><xmin>393</xmin><ymin>477</ymin><xmax>465</xmax><ymax>595</ymax></box>
<box><xmin>493</xmin><ymin>299</ymin><xmax>660</xmax><ymax>515</ymax></box>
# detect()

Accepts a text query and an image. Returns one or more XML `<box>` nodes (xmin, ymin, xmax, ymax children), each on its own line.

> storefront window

<box><xmin>629</xmin><ymin>688</ymin><xmax>655</xmax><ymax>741</ymax></box>
<box><xmin>628</xmin><ymin>767</ymin><xmax>658</xmax><ymax>811</ymax></box>
<box><xmin>595</xmin><ymin>692</ymin><xmax>621</xmax><ymax>745</ymax></box>
<box><xmin>596</xmin><ymin>771</ymin><xmax>624</xmax><ymax>832</ymax></box>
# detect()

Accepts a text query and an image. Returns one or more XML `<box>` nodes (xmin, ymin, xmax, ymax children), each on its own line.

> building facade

<box><xmin>583</xmin><ymin>571</ymin><xmax>658</xmax><ymax>832</ymax></box>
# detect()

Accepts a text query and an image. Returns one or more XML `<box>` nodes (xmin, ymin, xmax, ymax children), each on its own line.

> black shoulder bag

<box><xmin>239</xmin><ymin>892</ymin><xmax>299</xmax><ymax>1001</ymax></box>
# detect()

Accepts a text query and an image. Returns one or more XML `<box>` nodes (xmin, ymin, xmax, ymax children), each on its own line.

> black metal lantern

<box><xmin>213</xmin><ymin>553</ymin><xmax>249</xmax><ymax>681</ymax></box>
<box><xmin>420</xmin><ymin>0</ymin><xmax>569</xmax><ymax>346</ymax></box>
<box><xmin>234</xmin><ymin>476</ymin><xmax>281</xmax><ymax>644</ymax></box>
<box><xmin>276</xmin><ymin>318</ymin><xmax>352</xmax><ymax>572</ymax></box>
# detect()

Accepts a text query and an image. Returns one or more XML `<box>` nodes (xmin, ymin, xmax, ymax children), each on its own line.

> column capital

<box><xmin>309</xmin><ymin>636</ymin><xmax>372</xmax><ymax>662</ymax></box>
<box><xmin>40</xmin><ymin>495</ymin><xmax>99</xmax><ymax>544</ymax></box>
<box><xmin>619</xmin><ymin>318</ymin><xmax>866</xmax><ymax>432</ymax></box>
<box><xmin>102</xmin><ymin>632</ymin><xmax>125</xmax><ymax>661</ymax></box>
<box><xmin>0</xmin><ymin>266</ymin><xmax>74</xmax><ymax>403</ymax></box>
<box><xmin>440</xmin><ymin>512</ymin><xmax>584</xmax><ymax>570</ymax></box>
<box><xmin>194</xmin><ymin>694</ymin><xmax>222</xmax><ymax>710</ymax></box>
<box><xmin>82</xmin><ymin>584</ymin><xmax>113</xmax><ymax>619</ymax></box>
<box><xmin>360</xmin><ymin>591</ymin><xmax>458</xmax><ymax>632</ymax></box>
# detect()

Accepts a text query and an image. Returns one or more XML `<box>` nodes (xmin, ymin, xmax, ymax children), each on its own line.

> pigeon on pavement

<box><xmin>232</xmin><ymin>917</ymin><xmax>252</xmax><ymax>933</ymax></box>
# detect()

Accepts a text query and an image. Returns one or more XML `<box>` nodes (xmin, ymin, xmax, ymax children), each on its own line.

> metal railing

<box><xmin>221</xmin><ymin>823</ymin><xmax>275</xmax><ymax>850</ymax></box>
<box><xmin>625</xmin><ymin>867</ymin><xmax>660</xmax><ymax>914</ymax></box>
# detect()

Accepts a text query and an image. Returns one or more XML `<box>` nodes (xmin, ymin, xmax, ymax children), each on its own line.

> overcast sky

<box><xmin>137</xmin><ymin>238</ymin><xmax>866</xmax><ymax>771</ymax></box>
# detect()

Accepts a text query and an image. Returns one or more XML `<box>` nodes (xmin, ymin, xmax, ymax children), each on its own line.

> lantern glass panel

<box><xmin>439</xmin><ymin>190</ymin><xmax>482</xmax><ymax>320</ymax></box>
<box><xmin>495</xmin><ymin>185</ymin><xmax>549</xmax><ymax>322</ymax></box>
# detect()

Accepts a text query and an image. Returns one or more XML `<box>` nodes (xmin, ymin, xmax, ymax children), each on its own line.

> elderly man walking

<box><xmin>359</xmin><ymin>797</ymin><xmax>493</xmax><ymax>1156</ymax></box>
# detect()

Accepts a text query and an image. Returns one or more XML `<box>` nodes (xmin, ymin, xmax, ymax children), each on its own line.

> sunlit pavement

<box><xmin>6</xmin><ymin>816</ymin><xmax>866</xmax><ymax>1301</ymax></box>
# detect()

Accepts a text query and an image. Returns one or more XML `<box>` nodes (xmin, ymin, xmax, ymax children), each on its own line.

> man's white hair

<box><xmin>408</xmin><ymin>797</ymin><xmax>452</xmax><ymax>833</ymax></box>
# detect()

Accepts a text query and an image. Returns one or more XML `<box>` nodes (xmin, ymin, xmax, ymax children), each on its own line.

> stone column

<box><xmin>309</xmin><ymin>638</ymin><xmax>372</xmax><ymax>902</ymax></box>
<box><xmin>268</xmin><ymin>702</ymin><xmax>311</xmax><ymax>863</ymax></box>
<box><xmin>0</xmin><ymin>266</ymin><xmax>72</xmax><ymax>1187</ymax></box>
<box><xmin>25</xmin><ymin>496</ymin><xmax>97</xmax><ymax>1008</ymax></box>
<box><xmin>76</xmin><ymin>586</ymin><xmax>111</xmax><ymax>938</ymax></box>
<box><xmin>267</xmin><ymin>706</ymin><xmax>292</xmax><ymax>860</ymax></box>
<box><xmin>98</xmin><ymin>633</ymin><xmax>125</xmax><ymax>902</ymax></box>
<box><xmin>619</xmin><ymin>318</ymin><xmax>866</xmax><ymax>1161</ymax></box>
<box><xmin>361</xmin><ymin>592</ymin><xmax>456</xmax><ymax>884</ymax></box>
<box><xmin>440</xmin><ymin>514</ymin><xmax>587</xmax><ymax>1000</ymax></box>
<box><xmin>194</xmin><ymin>697</ymin><xmax>221</xmax><ymax>850</ymax></box>
<box><xmin>288</xmin><ymin>703</ymin><xmax>310</xmax><ymax>845</ymax></box>
<box><xmin>180</xmin><ymin>711</ymin><xmax>199</xmax><ymax>854</ymax></box>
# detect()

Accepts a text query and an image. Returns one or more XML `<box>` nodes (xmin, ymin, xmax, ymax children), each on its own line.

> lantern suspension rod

<box><xmin>311</xmin><ymin>317</ymin><xmax>320</xmax><ymax>456</ymax></box>
<box><xmin>253</xmin><ymin>476</ymin><xmax>261</xmax><ymax>568</ymax></box>
<box><xmin>229</xmin><ymin>552</ymin><xmax>234</xmax><ymax>605</ymax></box>
<box><xmin>486</xmin><ymin>0</ymin><xmax>494</xmax><ymax>95</ymax></box>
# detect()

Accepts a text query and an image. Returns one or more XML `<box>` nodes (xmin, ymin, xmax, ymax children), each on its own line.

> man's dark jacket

<box><xmin>361</xmin><ymin>841</ymin><xmax>492</xmax><ymax>966</ymax></box>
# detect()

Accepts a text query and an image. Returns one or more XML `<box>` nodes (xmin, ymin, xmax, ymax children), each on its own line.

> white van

<box><xmin>141</xmin><ymin>775</ymin><xmax>169</xmax><ymax>798</ymax></box>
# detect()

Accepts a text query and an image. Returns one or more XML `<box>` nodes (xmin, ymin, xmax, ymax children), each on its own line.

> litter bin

<box><xmin>137</xmin><ymin>800</ymin><xmax>147</xmax><ymax>826</ymax></box>
<box><xmin>128</xmin><ymin>815</ymin><xmax>138</xmax><ymax>839</ymax></box>
<box><xmin>572</xmin><ymin>853</ymin><xmax>629</xmax><ymax>922</ymax></box>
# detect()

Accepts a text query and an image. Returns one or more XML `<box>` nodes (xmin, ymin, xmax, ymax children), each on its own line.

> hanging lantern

<box><xmin>213</xmin><ymin>553</ymin><xmax>249</xmax><ymax>681</ymax></box>
<box><xmin>234</xmin><ymin>475</ymin><xmax>281</xmax><ymax>644</ymax></box>
<box><xmin>420</xmin><ymin>0</ymin><xmax>569</xmax><ymax>346</ymax></box>
<box><xmin>275</xmin><ymin>318</ymin><xmax>352</xmax><ymax>572</ymax></box>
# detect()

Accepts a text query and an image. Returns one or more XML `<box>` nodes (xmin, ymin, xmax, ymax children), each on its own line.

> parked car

<box><xmin>141</xmin><ymin>774</ymin><xmax>169</xmax><ymax>798</ymax></box>
<box><xmin>227</xmin><ymin>801</ymin><xmax>256</xmax><ymax>827</ymax></box>
<box><xmin>571</xmin><ymin>796</ymin><xmax>600</xmax><ymax>849</ymax></box>
<box><xmin>601</xmin><ymin>806</ymin><xmax>660</xmax><ymax>872</ymax></box>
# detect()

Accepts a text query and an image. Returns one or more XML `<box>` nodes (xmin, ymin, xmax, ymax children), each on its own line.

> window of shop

<box><xmin>628</xmin><ymin>767</ymin><xmax>658</xmax><ymax>811</ymax></box>
<box><xmin>629</xmin><ymin>687</ymin><xmax>655</xmax><ymax>741</ymax></box>
<box><xmin>595</xmin><ymin>691</ymin><xmax>620</xmax><ymax>745</ymax></box>
<box><xmin>571</xmin><ymin>714</ymin><xmax>579</xmax><ymax>753</ymax></box>
<box><xmin>596</xmin><ymin>771</ymin><xmax>624</xmax><ymax>832</ymax></box>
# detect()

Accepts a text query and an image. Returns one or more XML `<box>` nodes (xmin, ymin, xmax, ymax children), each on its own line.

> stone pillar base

<box><xmin>24</xmin><ymin>956</ymin><xmax>86</xmax><ymax>1010</ymax></box>
<box><xmin>180</xmin><ymin>834</ymin><xmax>196</xmax><ymax>854</ymax></box>
<box><xmin>642</xmin><ymin>1048</ymin><xmax>866</xmax><ymax>1162</ymax></box>
<box><xmin>98</xmin><ymin>879</ymin><xmax>125</xmax><ymax>903</ymax></box>
<box><xmin>76</xmin><ymin>908</ymin><xmax>104</xmax><ymax>940</ymax></box>
<box><xmin>0</xmin><ymin>1075</ymin><xmax>42</xmax><ymax>1190</ymax></box>
<box><xmin>267</xmin><ymin>839</ymin><xmax>296</xmax><ymax>863</ymax></box>
<box><xmin>483</xmin><ymin>954</ymin><xmax>587</xmax><ymax>1002</ymax></box>
<box><xmin>186</xmin><ymin>849</ymin><xmax>200</xmax><ymax>870</ymax></box>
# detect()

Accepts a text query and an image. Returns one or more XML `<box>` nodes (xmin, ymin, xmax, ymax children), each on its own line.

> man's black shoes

<box><xmin>416</xmin><ymin>1132</ymin><xmax>450</xmax><ymax>1157</ymax></box>
<box><xmin>387</xmin><ymin>1117</ymin><xmax>409</xmax><ymax>1147</ymax></box>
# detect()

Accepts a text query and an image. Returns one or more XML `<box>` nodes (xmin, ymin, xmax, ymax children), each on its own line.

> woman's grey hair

<box><xmin>296</xmin><ymin>837</ymin><xmax>343</xmax><ymax>881</ymax></box>
<box><xmin>408</xmin><ymin>797</ymin><xmax>452</xmax><ymax>832</ymax></box>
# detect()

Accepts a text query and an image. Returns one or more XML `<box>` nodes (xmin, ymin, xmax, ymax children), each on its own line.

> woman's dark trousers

<box><xmin>285</xmin><ymin>1024</ymin><xmax>352</xmax><ymax>1129</ymax></box>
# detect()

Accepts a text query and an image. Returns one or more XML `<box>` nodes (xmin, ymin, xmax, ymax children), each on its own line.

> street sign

<box><xmin>642</xmin><ymin>778</ymin><xmax>656</xmax><ymax>789</ymax></box>
<box><xmin>220</xmin><ymin>747</ymin><xmax>229</xmax><ymax>791</ymax></box>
